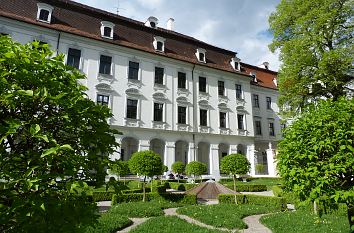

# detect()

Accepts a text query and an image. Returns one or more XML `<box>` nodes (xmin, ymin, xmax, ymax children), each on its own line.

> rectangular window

<box><xmin>99</xmin><ymin>55</ymin><xmax>112</xmax><ymax>75</ymax></box>
<box><xmin>269</xmin><ymin>122</ymin><xmax>275</xmax><ymax>136</ymax></box>
<box><xmin>253</xmin><ymin>94</ymin><xmax>259</xmax><ymax>108</ymax></box>
<box><xmin>154</xmin><ymin>67</ymin><xmax>164</xmax><ymax>85</ymax></box>
<box><xmin>178</xmin><ymin>72</ymin><xmax>186</xmax><ymax>89</ymax></box>
<box><xmin>199</xmin><ymin>53</ymin><xmax>205</xmax><ymax>62</ymax></box>
<box><xmin>255</xmin><ymin>120</ymin><xmax>262</xmax><ymax>135</ymax></box>
<box><xmin>219</xmin><ymin>112</ymin><xmax>226</xmax><ymax>128</ymax></box>
<box><xmin>39</xmin><ymin>9</ymin><xmax>49</xmax><ymax>21</ymax></box>
<box><xmin>96</xmin><ymin>94</ymin><xmax>109</xmax><ymax>106</ymax></box>
<box><xmin>67</xmin><ymin>48</ymin><xmax>81</xmax><ymax>69</ymax></box>
<box><xmin>199</xmin><ymin>76</ymin><xmax>207</xmax><ymax>92</ymax></box>
<box><xmin>266</xmin><ymin>97</ymin><xmax>272</xmax><ymax>109</ymax></box>
<box><xmin>103</xmin><ymin>27</ymin><xmax>112</xmax><ymax>37</ymax></box>
<box><xmin>126</xmin><ymin>99</ymin><xmax>138</xmax><ymax>119</ymax></box>
<box><xmin>218</xmin><ymin>81</ymin><xmax>225</xmax><ymax>96</ymax></box>
<box><xmin>154</xmin><ymin>103</ymin><xmax>163</xmax><ymax>122</ymax></box>
<box><xmin>128</xmin><ymin>61</ymin><xmax>139</xmax><ymax>80</ymax></box>
<box><xmin>156</xmin><ymin>41</ymin><xmax>163</xmax><ymax>51</ymax></box>
<box><xmin>237</xmin><ymin>114</ymin><xmax>244</xmax><ymax>130</ymax></box>
<box><xmin>200</xmin><ymin>109</ymin><xmax>207</xmax><ymax>126</ymax></box>
<box><xmin>178</xmin><ymin>106</ymin><xmax>186</xmax><ymax>124</ymax></box>
<box><xmin>236</xmin><ymin>84</ymin><xmax>242</xmax><ymax>99</ymax></box>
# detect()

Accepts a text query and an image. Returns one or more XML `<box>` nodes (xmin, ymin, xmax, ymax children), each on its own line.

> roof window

<box><xmin>231</xmin><ymin>56</ymin><xmax>241</xmax><ymax>71</ymax></box>
<box><xmin>37</xmin><ymin>3</ymin><xmax>54</xmax><ymax>23</ymax></box>
<box><xmin>145</xmin><ymin>16</ymin><xmax>158</xmax><ymax>28</ymax></box>
<box><xmin>153</xmin><ymin>36</ymin><xmax>165</xmax><ymax>52</ymax></box>
<box><xmin>100</xmin><ymin>21</ymin><xmax>115</xmax><ymax>39</ymax></box>
<box><xmin>196</xmin><ymin>48</ymin><xmax>206</xmax><ymax>63</ymax></box>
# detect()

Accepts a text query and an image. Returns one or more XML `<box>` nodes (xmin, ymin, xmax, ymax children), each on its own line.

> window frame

<box><xmin>177</xmin><ymin>72</ymin><xmax>187</xmax><ymax>89</ymax></box>
<box><xmin>255</xmin><ymin>120</ymin><xmax>262</xmax><ymax>135</ymax></box>
<box><xmin>253</xmin><ymin>94</ymin><xmax>260</xmax><ymax>108</ymax></box>
<box><xmin>195</xmin><ymin>48</ymin><xmax>206</xmax><ymax>63</ymax></box>
<box><xmin>100</xmin><ymin>21</ymin><xmax>115</xmax><ymax>39</ymax></box>
<box><xmin>66</xmin><ymin>48</ymin><xmax>82</xmax><ymax>70</ymax></box>
<box><xmin>177</xmin><ymin>106</ymin><xmax>187</xmax><ymax>124</ymax></box>
<box><xmin>128</xmin><ymin>61</ymin><xmax>140</xmax><ymax>80</ymax></box>
<box><xmin>96</xmin><ymin>94</ymin><xmax>110</xmax><ymax>106</ymax></box>
<box><xmin>153</xmin><ymin>36</ymin><xmax>166</xmax><ymax>52</ymax></box>
<box><xmin>219</xmin><ymin>111</ymin><xmax>227</xmax><ymax>128</ymax></box>
<box><xmin>237</xmin><ymin>114</ymin><xmax>245</xmax><ymax>130</ymax></box>
<box><xmin>218</xmin><ymin>81</ymin><xmax>225</xmax><ymax>96</ymax></box>
<box><xmin>154</xmin><ymin>67</ymin><xmax>164</xmax><ymax>85</ymax></box>
<box><xmin>36</xmin><ymin>3</ymin><xmax>54</xmax><ymax>23</ymax></box>
<box><xmin>269</xmin><ymin>121</ymin><xmax>275</xmax><ymax>136</ymax></box>
<box><xmin>199</xmin><ymin>109</ymin><xmax>208</xmax><ymax>126</ymax></box>
<box><xmin>99</xmin><ymin>54</ymin><xmax>113</xmax><ymax>75</ymax></box>
<box><xmin>235</xmin><ymin>84</ymin><xmax>243</xmax><ymax>99</ymax></box>
<box><xmin>153</xmin><ymin>102</ymin><xmax>164</xmax><ymax>122</ymax></box>
<box><xmin>126</xmin><ymin>99</ymin><xmax>138</xmax><ymax>119</ymax></box>
<box><xmin>266</xmin><ymin>96</ymin><xmax>272</xmax><ymax>110</ymax></box>
<box><xmin>199</xmin><ymin>76</ymin><xmax>207</xmax><ymax>93</ymax></box>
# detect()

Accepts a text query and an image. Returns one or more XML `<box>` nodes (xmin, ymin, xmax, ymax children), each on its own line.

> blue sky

<box><xmin>75</xmin><ymin>0</ymin><xmax>281</xmax><ymax>71</ymax></box>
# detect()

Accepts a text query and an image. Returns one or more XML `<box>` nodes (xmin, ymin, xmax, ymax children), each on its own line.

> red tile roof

<box><xmin>0</xmin><ymin>0</ymin><xmax>278</xmax><ymax>90</ymax></box>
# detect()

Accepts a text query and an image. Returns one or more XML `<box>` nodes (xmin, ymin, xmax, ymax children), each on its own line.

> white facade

<box><xmin>0</xmin><ymin>10</ymin><xmax>281</xmax><ymax>179</ymax></box>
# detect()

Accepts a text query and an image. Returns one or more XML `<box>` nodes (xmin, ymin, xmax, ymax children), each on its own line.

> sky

<box><xmin>75</xmin><ymin>0</ymin><xmax>281</xmax><ymax>71</ymax></box>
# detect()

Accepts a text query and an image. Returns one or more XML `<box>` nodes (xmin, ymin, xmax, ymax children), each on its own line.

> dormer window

<box><xmin>231</xmin><ymin>56</ymin><xmax>241</xmax><ymax>71</ymax></box>
<box><xmin>100</xmin><ymin>21</ymin><xmax>114</xmax><ymax>39</ymax></box>
<box><xmin>153</xmin><ymin>36</ymin><xmax>165</xmax><ymax>52</ymax></box>
<box><xmin>250</xmin><ymin>71</ymin><xmax>257</xmax><ymax>83</ymax></box>
<box><xmin>145</xmin><ymin>16</ymin><xmax>158</xmax><ymax>28</ymax></box>
<box><xmin>196</xmin><ymin>48</ymin><xmax>206</xmax><ymax>63</ymax></box>
<box><xmin>37</xmin><ymin>3</ymin><xmax>54</xmax><ymax>23</ymax></box>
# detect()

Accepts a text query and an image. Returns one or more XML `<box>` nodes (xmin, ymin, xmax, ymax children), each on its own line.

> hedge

<box><xmin>272</xmin><ymin>185</ymin><xmax>284</xmax><ymax>197</ymax></box>
<box><xmin>218</xmin><ymin>194</ymin><xmax>287</xmax><ymax>211</ymax></box>
<box><xmin>168</xmin><ymin>182</ymin><xmax>198</xmax><ymax>191</ymax></box>
<box><xmin>222</xmin><ymin>184</ymin><xmax>267</xmax><ymax>192</ymax></box>
<box><xmin>111</xmin><ymin>192</ymin><xmax>197</xmax><ymax>205</ymax></box>
<box><xmin>92</xmin><ymin>191</ymin><xmax>116</xmax><ymax>202</ymax></box>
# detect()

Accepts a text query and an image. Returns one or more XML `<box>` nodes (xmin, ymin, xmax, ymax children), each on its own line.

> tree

<box><xmin>109</xmin><ymin>160</ymin><xmax>130</xmax><ymax>184</ymax></box>
<box><xmin>277</xmin><ymin>98</ymin><xmax>354</xmax><ymax>231</ymax></box>
<box><xmin>128</xmin><ymin>150</ymin><xmax>163</xmax><ymax>202</ymax></box>
<box><xmin>185</xmin><ymin>161</ymin><xmax>207</xmax><ymax>183</ymax></box>
<box><xmin>0</xmin><ymin>36</ymin><xmax>120</xmax><ymax>232</ymax></box>
<box><xmin>269</xmin><ymin>0</ymin><xmax>353</xmax><ymax>117</ymax></box>
<box><xmin>171</xmin><ymin>161</ymin><xmax>185</xmax><ymax>183</ymax></box>
<box><xmin>220</xmin><ymin>154</ymin><xmax>250</xmax><ymax>204</ymax></box>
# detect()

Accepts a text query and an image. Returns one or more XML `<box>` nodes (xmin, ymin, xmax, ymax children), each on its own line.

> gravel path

<box><xmin>240</xmin><ymin>214</ymin><xmax>272</xmax><ymax>233</ymax></box>
<box><xmin>116</xmin><ymin>218</ymin><xmax>149</xmax><ymax>233</ymax></box>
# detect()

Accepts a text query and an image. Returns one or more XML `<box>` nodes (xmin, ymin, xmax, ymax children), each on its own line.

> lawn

<box><xmin>129</xmin><ymin>216</ymin><xmax>224</xmax><ymax>233</ymax></box>
<box><xmin>177</xmin><ymin>204</ymin><xmax>279</xmax><ymax>229</ymax></box>
<box><xmin>261</xmin><ymin>209</ymin><xmax>349</xmax><ymax>233</ymax></box>
<box><xmin>84</xmin><ymin>211</ymin><xmax>132</xmax><ymax>233</ymax></box>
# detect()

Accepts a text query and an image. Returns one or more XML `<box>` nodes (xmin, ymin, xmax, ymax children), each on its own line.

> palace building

<box><xmin>0</xmin><ymin>0</ymin><xmax>280</xmax><ymax>179</ymax></box>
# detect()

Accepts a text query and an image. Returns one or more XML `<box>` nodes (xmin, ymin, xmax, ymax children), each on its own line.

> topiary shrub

<box><xmin>111</xmin><ymin>193</ymin><xmax>197</xmax><ymax>205</ymax></box>
<box><xmin>92</xmin><ymin>191</ymin><xmax>116</xmax><ymax>202</ymax></box>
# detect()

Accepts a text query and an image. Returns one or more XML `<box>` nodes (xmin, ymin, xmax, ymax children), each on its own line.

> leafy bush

<box><xmin>111</xmin><ymin>193</ymin><xmax>197</xmax><ymax>205</ymax></box>
<box><xmin>84</xmin><ymin>212</ymin><xmax>132</xmax><ymax>233</ymax></box>
<box><xmin>168</xmin><ymin>182</ymin><xmax>198</xmax><ymax>191</ymax></box>
<box><xmin>92</xmin><ymin>191</ymin><xmax>115</xmax><ymax>202</ymax></box>
<box><xmin>218</xmin><ymin>194</ymin><xmax>287</xmax><ymax>211</ymax></box>
<box><xmin>272</xmin><ymin>185</ymin><xmax>284</xmax><ymax>197</ymax></box>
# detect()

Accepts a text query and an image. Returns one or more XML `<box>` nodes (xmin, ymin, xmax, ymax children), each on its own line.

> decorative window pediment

<box><xmin>96</xmin><ymin>83</ymin><xmax>113</xmax><ymax>92</ymax></box>
<box><xmin>125</xmin><ymin>88</ymin><xmax>142</xmax><ymax>97</ymax></box>
<box><xmin>176</xmin><ymin>96</ymin><xmax>189</xmax><ymax>105</ymax></box>
<box><xmin>152</xmin><ymin>92</ymin><xmax>167</xmax><ymax>101</ymax></box>
<box><xmin>218</xmin><ymin>103</ymin><xmax>228</xmax><ymax>110</ymax></box>
<box><xmin>198</xmin><ymin>100</ymin><xmax>210</xmax><ymax>108</ymax></box>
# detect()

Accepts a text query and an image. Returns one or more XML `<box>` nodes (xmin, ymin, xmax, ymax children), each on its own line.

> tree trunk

<box><xmin>143</xmin><ymin>176</ymin><xmax>146</xmax><ymax>202</ymax></box>
<box><xmin>233</xmin><ymin>175</ymin><xmax>238</xmax><ymax>205</ymax></box>
<box><xmin>347</xmin><ymin>203</ymin><xmax>354</xmax><ymax>233</ymax></box>
<box><xmin>313</xmin><ymin>201</ymin><xmax>318</xmax><ymax>215</ymax></box>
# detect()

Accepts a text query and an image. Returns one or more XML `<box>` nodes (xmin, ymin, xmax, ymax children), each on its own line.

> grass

<box><xmin>220</xmin><ymin>177</ymin><xmax>282</xmax><ymax>190</ymax></box>
<box><xmin>129</xmin><ymin>216</ymin><xmax>225</xmax><ymax>233</ymax></box>
<box><xmin>177</xmin><ymin>204</ymin><xmax>279</xmax><ymax>229</ymax></box>
<box><xmin>109</xmin><ymin>200</ymin><xmax>187</xmax><ymax>218</ymax></box>
<box><xmin>84</xmin><ymin>212</ymin><xmax>132</xmax><ymax>233</ymax></box>
<box><xmin>261</xmin><ymin>209</ymin><xmax>349</xmax><ymax>233</ymax></box>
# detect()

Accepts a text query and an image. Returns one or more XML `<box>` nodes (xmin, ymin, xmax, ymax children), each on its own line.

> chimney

<box><xmin>167</xmin><ymin>18</ymin><xmax>174</xmax><ymax>30</ymax></box>
<box><xmin>262</xmin><ymin>61</ymin><xmax>269</xmax><ymax>69</ymax></box>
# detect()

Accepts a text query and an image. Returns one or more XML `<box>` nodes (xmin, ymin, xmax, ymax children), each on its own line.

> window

<box><xmin>237</xmin><ymin>114</ymin><xmax>244</xmax><ymax>130</ymax></box>
<box><xmin>236</xmin><ymin>84</ymin><xmax>242</xmax><ymax>99</ymax></box>
<box><xmin>154</xmin><ymin>67</ymin><xmax>164</xmax><ymax>85</ymax></box>
<box><xmin>100</xmin><ymin>21</ymin><xmax>114</xmax><ymax>39</ymax></box>
<box><xmin>196</xmin><ymin>48</ymin><xmax>206</xmax><ymax>62</ymax></box>
<box><xmin>266</xmin><ymin>97</ymin><xmax>272</xmax><ymax>109</ymax></box>
<box><xmin>96</xmin><ymin>94</ymin><xmax>109</xmax><ymax>106</ymax></box>
<box><xmin>128</xmin><ymin>61</ymin><xmax>139</xmax><ymax>80</ymax></box>
<box><xmin>199</xmin><ymin>76</ymin><xmax>206</xmax><ymax>92</ymax></box>
<box><xmin>230</xmin><ymin>57</ymin><xmax>241</xmax><ymax>70</ymax></box>
<box><xmin>150</xmin><ymin>22</ymin><xmax>156</xmax><ymax>28</ymax></box>
<box><xmin>218</xmin><ymin>81</ymin><xmax>225</xmax><ymax>96</ymax></box>
<box><xmin>253</xmin><ymin>94</ymin><xmax>259</xmax><ymax>108</ymax></box>
<box><xmin>178</xmin><ymin>106</ymin><xmax>187</xmax><ymax>124</ymax></box>
<box><xmin>200</xmin><ymin>109</ymin><xmax>207</xmax><ymax>126</ymax></box>
<box><xmin>154</xmin><ymin>103</ymin><xmax>163</xmax><ymax>122</ymax></box>
<box><xmin>219</xmin><ymin>112</ymin><xmax>226</xmax><ymax>128</ymax></box>
<box><xmin>255</xmin><ymin>120</ymin><xmax>262</xmax><ymax>135</ymax></box>
<box><xmin>145</xmin><ymin>16</ymin><xmax>158</xmax><ymax>28</ymax></box>
<box><xmin>37</xmin><ymin>3</ymin><xmax>54</xmax><ymax>23</ymax></box>
<box><xmin>153</xmin><ymin>36</ymin><xmax>165</xmax><ymax>52</ymax></box>
<box><xmin>269</xmin><ymin>122</ymin><xmax>275</xmax><ymax>136</ymax></box>
<box><xmin>178</xmin><ymin>72</ymin><xmax>186</xmax><ymax>89</ymax></box>
<box><xmin>99</xmin><ymin>55</ymin><xmax>112</xmax><ymax>75</ymax></box>
<box><xmin>67</xmin><ymin>48</ymin><xmax>81</xmax><ymax>69</ymax></box>
<box><xmin>126</xmin><ymin>99</ymin><xmax>138</xmax><ymax>119</ymax></box>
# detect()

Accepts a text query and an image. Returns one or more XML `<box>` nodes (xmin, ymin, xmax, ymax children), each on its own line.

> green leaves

<box><xmin>30</xmin><ymin>124</ymin><xmax>40</xmax><ymax>135</ymax></box>
<box><xmin>220</xmin><ymin>154</ymin><xmax>250</xmax><ymax>176</ymax></box>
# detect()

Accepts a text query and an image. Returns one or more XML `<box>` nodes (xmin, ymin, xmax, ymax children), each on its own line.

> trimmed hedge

<box><xmin>223</xmin><ymin>184</ymin><xmax>267</xmax><ymax>192</ymax></box>
<box><xmin>272</xmin><ymin>185</ymin><xmax>284</xmax><ymax>197</ymax></box>
<box><xmin>92</xmin><ymin>191</ymin><xmax>115</xmax><ymax>202</ymax></box>
<box><xmin>168</xmin><ymin>182</ymin><xmax>198</xmax><ymax>191</ymax></box>
<box><xmin>218</xmin><ymin>194</ymin><xmax>287</xmax><ymax>211</ymax></box>
<box><xmin>111</xmin><ymin>192</ymin><xmax>197</xmax><ymax>205</ymax></box>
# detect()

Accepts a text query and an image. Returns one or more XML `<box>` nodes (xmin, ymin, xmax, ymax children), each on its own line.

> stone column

<box><xmin>165</xmin><ymin>141</ymin><xmax>176</xmax><ymax>171</ymax></box>
<box><xmin>247</xmin><ymin>144</ymin><xmax>256</xmax><ymax>176</ymax></box>
<box><xmin>139</xmin><ymin>139</ymin><xmax>150</xmax><ymax>151</ymax></box>
<box><xmin>210</xmin><ymin>144</ymin><xmax>221</xmax><ymax>181</ymax></box>
<box><xmin>266</xmin><ymin>142</ymin><xmax>277</xmax><ymax>176</ymax></box>
<box><xmin>188</xmin><ymin>142</ymin><xmax>197</xmax><ymax>163</ymax></box>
